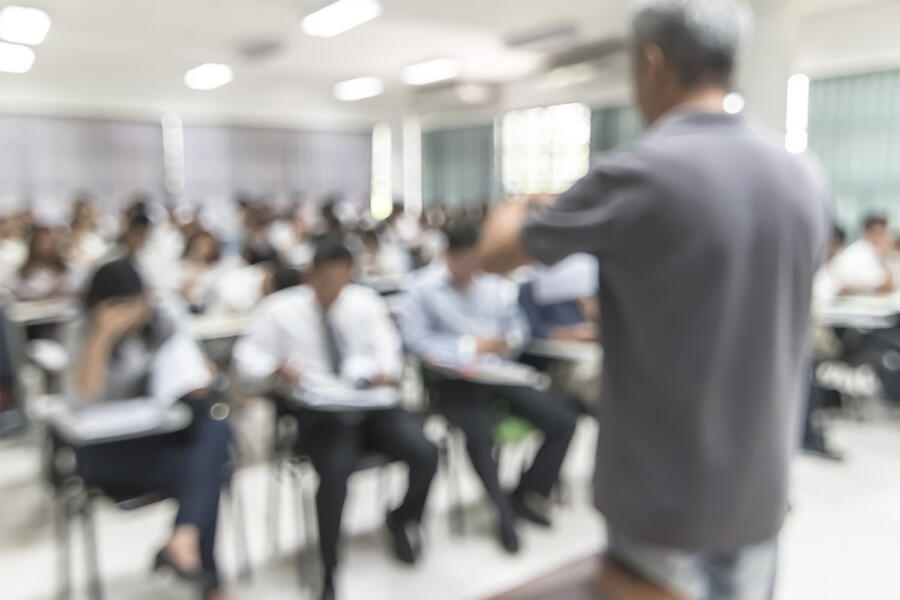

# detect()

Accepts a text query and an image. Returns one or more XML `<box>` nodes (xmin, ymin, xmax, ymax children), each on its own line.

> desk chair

<box><xmin>419</xmin><ymin>364</ymin><xmax>543</xmax><ymax>536</ymax></box>
<box><xmin>264</xmin><ymin>393</ymin><xmax>398</xmax><ymax>586</ymax></box>
<box><xmin>47</xmin><ymin>422</ymin><xmax>251</xmax><ymax>600</ymax></box>
<box><xmin>0</xmin><ymin>305</ymin><xmax>27</xmax><ymax>437</ymax></box>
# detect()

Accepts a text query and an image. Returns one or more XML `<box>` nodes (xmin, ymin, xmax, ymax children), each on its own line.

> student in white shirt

<box><xmin>15</xmin><ymin>226</ymin><xmax>75</xmax><ymax>301</ymax></box>
<box><xmin>67</xmin><ymin>196</ymin><xmax>109</xmax><ymax>276</ymax></box>
<box><xmin>179</xmin><ymin>230</ymin><xmax>223</xmax><ymax>313</ymax></box>
<box><xmin>233</xmin><ymin>239</ymin><xmax>437</xmax><ymax>600</ymax></box>
<box><xmin>356</xmin><ymin>228</ymin><xmax>411</xmax><ymax>282</ymax></box>
<box><xmin>0</xmin><ymin>214</ymin><xmax>27</xmax><ymax>290</ymax></box>
<box><xmin>812</xmin><ymin>225</ymin><xmax>847</xmax><ymax>308</ymax></box>
<box><xmin>830</xmin><ymin>215</ymin><xmax>896</xmax><ymax>295</ymax></box>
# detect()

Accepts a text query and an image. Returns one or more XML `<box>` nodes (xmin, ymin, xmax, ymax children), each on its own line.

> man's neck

<box><xmin>658</xmin><ymin>87</ymin><xmax>729</xmax><ymax>123</ymax></box>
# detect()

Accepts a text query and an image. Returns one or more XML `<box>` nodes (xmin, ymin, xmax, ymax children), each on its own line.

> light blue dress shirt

<box><xmin>399</xmin><ymin>264</ymin><xmax>531</xmax><ymax>367</ymax></box>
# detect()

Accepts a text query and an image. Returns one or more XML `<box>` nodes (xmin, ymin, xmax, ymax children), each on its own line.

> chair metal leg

<box><xmin>266</xmin><ymin>458</ymin><xmax>283</xmax><ymax>554</ymax></box>
<box><xmin>377</xmin><ymin>465</ymin><xmax>392</xmax><ymax>515</ymax></box>
<box><xmin>292</xmin><ymin>462</ymin><xmax>318</xmax><ymax>589</ymax></box>
<box><xmin>55</xmin><ymin>492</ymin><xmax>72</xmax><ymax>600</ymax></box>
<box><xmin>448</xmin><ymin>433</ymin><xmax>467</xmax><ymax>536</ymax></box>
<box><xmin>81</xmin><ymin>496</ymin><xmax>103</xmax><ymax>600</ymax></box>
<box><xmin>228</xmin><ymin>479</ymin><xmax>252</xmax><ymax>582</ymax></box>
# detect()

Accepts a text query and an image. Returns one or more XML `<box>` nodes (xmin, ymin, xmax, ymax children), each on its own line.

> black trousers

<box><xmin>436</xmin><ymin>379</ymin><xmax>577</xmax><ymax>522</ymax></box>
<box><xmin>296</xmin><ymin>407</ymin><xmax>438</xmax><ymax>575</ymax></box>
<box><xmin>75</xmin><ymin>413</ymin><xmax>231</xmax><ymax>582</ymax></box>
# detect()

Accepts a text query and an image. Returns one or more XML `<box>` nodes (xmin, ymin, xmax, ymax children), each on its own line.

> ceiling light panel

<box><xmin>302</xmin><ymin>0</ymin><xmax>381</xmax><ymax>38</ymax></box>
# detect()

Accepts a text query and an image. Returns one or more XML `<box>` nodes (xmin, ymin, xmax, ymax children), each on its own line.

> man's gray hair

<box><xmin>630</xmin><ymin>0</ymin><xmax>753</xmax><ymax>86</ymax></box>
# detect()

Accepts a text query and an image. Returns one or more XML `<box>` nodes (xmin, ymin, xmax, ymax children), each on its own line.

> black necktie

<box><xmin>321</xmin><ymin>309</ymin><xmax>342</xmax><ymax>375</ymax></box>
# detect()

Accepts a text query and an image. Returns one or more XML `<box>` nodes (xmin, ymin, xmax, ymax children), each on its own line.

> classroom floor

<box><xmin>1</xmin><ymin>403</ymin><xmax>899</xmax><ymax>600</ymax></box>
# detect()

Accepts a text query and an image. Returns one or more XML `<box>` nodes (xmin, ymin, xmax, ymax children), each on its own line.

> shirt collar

<box><xmin>647</xmin><ymin>105</ymin><xmax>746</xmax><ymax>138</ymax></box>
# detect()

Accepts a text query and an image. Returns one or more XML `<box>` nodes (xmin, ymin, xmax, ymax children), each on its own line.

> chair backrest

<box><xmin>0</xmin><ymin>307</ymin><xmax>27</xmax><ymax>435</ymax></box>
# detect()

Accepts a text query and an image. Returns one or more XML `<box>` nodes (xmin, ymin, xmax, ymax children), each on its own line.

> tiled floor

<box><xmin>2</xmin><ymin>405</ymin><xmax>899</xmax><ymax>600</ymax></box>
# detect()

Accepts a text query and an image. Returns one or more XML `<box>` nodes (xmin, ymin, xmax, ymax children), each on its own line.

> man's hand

<box><xmin>94</xmin><ymin>299</ymin><xmax>147</xmax><ymax>342</ymax></box>
<box><xmin>479</xmin><ymin>202</ymin><xmax>533</xmax><ymax>274</ymax></box>
<box><xmin>549</xmin><ymin>323</ymin><xmax>597</xmax><ymax>343</ymax></box>
<box><xmin>358</xmin><ymin>372</ymin><xmax>398</xmax><ymax>389</ymax></box>
<box><xmin>475</xmin><ymin>337</ymin><xmax>509</xmax><ymax>356</ymax></box>
<box><xmin>276</xmin><ymin>362</ymin><xmax>302</xmax><ymax>386</ymax></box>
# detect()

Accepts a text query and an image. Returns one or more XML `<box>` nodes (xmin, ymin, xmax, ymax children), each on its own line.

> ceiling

<box><xmin>0</xmin><ymin>0</ymin><xmax>891</xmax><ymax>130</ymax></box>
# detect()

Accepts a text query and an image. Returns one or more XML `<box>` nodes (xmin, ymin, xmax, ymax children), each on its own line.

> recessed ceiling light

<box><xmin>302</xmin><ymin>0</ymin><xmax>381</xmax><ymax>38</ymax></box>
<box><xmin>401</xmin><ymin>58</ymin><xmax>459</xmax><ymax>86</ymax></box>
<box><xmin>0</xmin><ymin>41</ymin><xmax>35</xmax><ymax>73</ymax></box>
<box><xmin>184</xmin><ymin>63</ymin><xmax>233</xmax><ymax>90</ymax></box>
<box><xmin>0</xmin><ymin>6</ymin><xmax>51</xmax><ymax>46</ymax></box>
<box><xmin>333</xmin><ymin>76</ymin><xmax>384</xmax><ymax>101</ymax></box>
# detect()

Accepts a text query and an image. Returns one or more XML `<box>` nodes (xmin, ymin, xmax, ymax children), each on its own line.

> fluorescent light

<box><xmin>0</xmin><ymin>6</ymin><xmax>51</xmax><ymax>46</ymax></box>
<box><xmin>334</xmin><ymin>76</ymin><xmax>383</xmax><ymax>101</ymax></box>
<box><xmin>302</xmin><ymin>0</ymin><xmax>381</xmax><ymax>38</ymax></box>
<box><xmin>401</xmin><ymin>58</ymin><xmax>459</xmax><ymax>86</ymax></box>
<box><xmin>785</xmin><ymin>129</ymin><xmax>808</xmax><ymax>155</ymax></box>
<box><xmin>785</xmin><ymin>73</ymin><xmax>810</xmax><ymax>130</ymax></box>
<box><xmin>184</xmin><ymin>63</ymin><xmax>233</xmax><ymax>90</ymax></box>
<box><xmin>0</xmin><ymin>41</ymin><xmax>34</xmax><ymax>73</ymax></box>
<box><xmin>785</xmin><ymin>73</ymin><xmax>810</xmax><ymax>154</ymax></box>
<box><xmin>723</xmin><ymin>92</ymin><xmax>745</xmax><ymax>114</ymax></box>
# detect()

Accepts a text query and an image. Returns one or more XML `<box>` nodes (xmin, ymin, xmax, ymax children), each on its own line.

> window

<box><xmin>500</xmin><ymin>103</ymin><xmax>590</xmax><ymax>195</ymax></box>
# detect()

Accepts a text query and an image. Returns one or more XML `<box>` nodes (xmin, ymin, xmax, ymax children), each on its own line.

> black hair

<box><xmin>444</xmin><ymin>221</ymin><xmax>481</xmax><ymax>252</ymax></box>
<box><xmin>863</xmin><ymin>214</ymin><xmax>888</xmax><ymax>231</ymax></box>
<box><xmin>831</xmin><ymin>224</ymin><xmax>846</xmax><ymax>245</ymax></box>
<box><xmin>183</xmin><ymin>230</ymin><xmax>222</xmax><ymax>264</ymax></box>
<box><xmin>313</xmin><ymin>237</ymin><xmax>354</xmax><ymax>267</ymax></box>
<box><xmin>272</xmin><ymin>265</ymin><xmax>303</xmax><ymax>292</ymax></box>
<box><xmin>83</xmin><ymin>259</ymin><xmax>144</xmax><ymax>311</ymax></box>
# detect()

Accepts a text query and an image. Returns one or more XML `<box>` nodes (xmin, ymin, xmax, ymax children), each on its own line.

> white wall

<box><xmin>794</xmin><ymin>1</ymin><xmax>900</xmax><ymax>78</ymax></box>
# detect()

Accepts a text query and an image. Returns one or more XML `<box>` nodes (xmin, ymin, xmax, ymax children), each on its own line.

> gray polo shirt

<box><xmin>522</xmin><ymin>110</ymin><xmax>830</xmax><ymax>551</ymax></box>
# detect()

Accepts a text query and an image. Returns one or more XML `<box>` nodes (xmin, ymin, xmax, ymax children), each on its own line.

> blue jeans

<box><xmin>607</xmin><ymin>528</ymin><xmax>778</xmax><ymax>600</ymax></box>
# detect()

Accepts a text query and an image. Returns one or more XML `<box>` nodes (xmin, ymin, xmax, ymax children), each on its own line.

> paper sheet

<box><xmin>68</xmin><ymin>398</ymin><xmax>165</xmax><ymax>440</ymax></box>
<box><xmin>293</xmin><ymin>372</ymin><xmax>399</xmax><ymax>410</ymax></box>
<box><xmin>149</xmin><ymin>332</ymin><xmax>213</xmax><ymax>405</ymax></box>
<box><xmin>532</xmin><ymin>253</ymin><xmax>598</xmax><ymax>304</ymax></box>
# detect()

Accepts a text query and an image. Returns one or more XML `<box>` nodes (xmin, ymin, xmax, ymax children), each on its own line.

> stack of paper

<box><xmin>294</xmin><ymin>372</ymin><xmax>398</xmax><ymax>410</ymax></box>
<box><xmin>67</xmin><ymin>399</ymin><xmax>166</xmax><ymax>441</ymax></box>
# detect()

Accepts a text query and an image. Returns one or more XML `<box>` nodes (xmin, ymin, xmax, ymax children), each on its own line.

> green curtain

<box><xmin>808</xmin><ymin>69</ymin><xmax>900</xmax><ymax>235</ymax></box>
<box><xmin>421</xmin><ymin>124</ymin><xmax>495</xmax><ymax>209</ymax></box>
<box><xmin>590</xmin><ymin>105</ymin><xmax>643</xmax><ymax>155</ymax></box>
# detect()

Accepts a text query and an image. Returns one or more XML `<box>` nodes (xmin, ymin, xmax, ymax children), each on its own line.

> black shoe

<box><xmin>498</xmin><ymin>518</ymin><xmax>520</xmax><ymax>554</ymax></box>
<box><xmin>152</xmin><ymin>548</ymin><xmax>202</xmax><ymax>583</ymax></box>
<box><xmin>802</xmin><ymin>443</ymin><xmax>844</xmax><ymax>462</ymax></box>
<box><xmin>321</xmin><ymin>573</ymin><xmax>335</xmax><ymax>600</ymax></box>
<box><xmin>511</xmin><ymin>490</ymin><xmax>552</xmax><ymax>528</ymax></box>
<box><xmin>386</xmin><ymin>510</ymin><xmax>421</xmax><ymax>564</ymax></box>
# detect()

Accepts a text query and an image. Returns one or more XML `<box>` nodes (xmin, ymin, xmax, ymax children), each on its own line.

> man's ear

<box><xmin>641</xmin><ymin>43</ymin><xmax>666</xmax><ymax>89</ymax></box>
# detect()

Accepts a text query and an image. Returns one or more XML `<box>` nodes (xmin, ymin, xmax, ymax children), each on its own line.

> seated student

<box><xmin>179</xmin><ymin>230</ymin><xmax>223</xmax><ymax>313</ymax></box>
<box><xmin>67</xmin><ymin>195</ymin><xmax>109</xmax><ymax>274</ymax></box>
<box><xmin>15</xmin><ymin>225</ymin><xmax>75</xmax><ymax>301</ymax></box>
<box><xmin>400</xmin><ymin>222</ymin><xmax>577</xmax><ymax>553</ymax></box>
<box><xmin>233</xmin><ymin>239</ymin><xmax>437</xmax><ymax>600</ymax></box>
<box><xmin>519</xmin><ymin>279</ymin><xmax>601</xmax><ymax>412</ymax></box>
<box><xmin>830</xmin><ymin>215</ymin><xmax>896</xmax><ymax>295</ymax></box>
<box><xmin>66</xmin><ymin>259</ymin><xmax>231</xmax><ymax>600</ymax></box>
<box><xmin>0</xmin><ymin>212</ymin><xmax>27</xmax><ymax>289</ymax></box>
<box><xmin>806</xmin><ymin>225</ymin><xmax>849</xmax><ymax>461</ymax></box>
<box><xmin>356</xmin><ymin>228</ymin><xmax>411</xmax><ymax>282</ymax></box>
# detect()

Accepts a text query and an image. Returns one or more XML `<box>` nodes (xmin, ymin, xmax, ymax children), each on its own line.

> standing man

<box><xmin>480</xmin><ymin>1</ymin><xmax>830</xmax><ymax>599</ymax></box>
